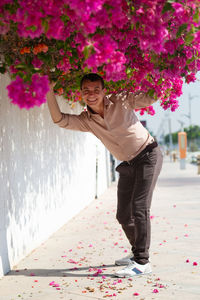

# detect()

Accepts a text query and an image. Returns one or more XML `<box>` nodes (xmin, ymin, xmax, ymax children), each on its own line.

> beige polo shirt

<box><xmin>54</xmin><ymin>91</ymin><xmax>155</xmax><ymax>161</ymax></box>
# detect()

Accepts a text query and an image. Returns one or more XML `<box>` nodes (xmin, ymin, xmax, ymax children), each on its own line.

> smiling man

<box><xmin>46</xmin><ymin>73</ymin><xmax>163</xmax><ymax>278</ymax></box>
<box><xmin>81</xmin><ymin>75</ymin><xmax>105</xmax><ymax>117</ymax></box>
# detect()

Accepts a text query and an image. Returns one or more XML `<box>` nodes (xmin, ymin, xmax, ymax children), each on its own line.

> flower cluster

<box><xmin>0</xmin><ymin>0</ymin><xmax>199</xmax><ymax>113</ymax></box>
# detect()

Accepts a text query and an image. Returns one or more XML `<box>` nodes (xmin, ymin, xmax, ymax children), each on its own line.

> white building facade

<box><xmin>0</xmin><ymin>74</ymin><xmax>112</xmax><ymax>277</ymax></box>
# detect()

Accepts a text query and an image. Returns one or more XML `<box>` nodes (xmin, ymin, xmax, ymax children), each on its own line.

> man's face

<box><xmin>81</xmin><ymin>80</ymin><xmax>105</xmax><ymax>107</ymax></box>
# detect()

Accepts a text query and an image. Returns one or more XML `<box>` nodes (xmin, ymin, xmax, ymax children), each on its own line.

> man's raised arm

<box><xmin>46</xmin><ymin>83</ymin><xmax>63</xmax><ymax>123</ymax></box>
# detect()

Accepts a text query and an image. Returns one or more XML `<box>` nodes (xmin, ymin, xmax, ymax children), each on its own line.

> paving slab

<box><xmin>0</xmin><ymin>157</ymin><xmax>200</xmax><ymax>300</ymax></box>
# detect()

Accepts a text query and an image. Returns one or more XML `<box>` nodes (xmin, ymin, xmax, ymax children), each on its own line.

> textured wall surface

<box><xmin>0</xmin><ymin>74</ymin><xmax>111</xmax><ymax>277</ymax></box>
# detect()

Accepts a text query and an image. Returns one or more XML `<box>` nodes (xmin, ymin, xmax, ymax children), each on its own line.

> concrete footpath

<box><xmin>0</xmin><ymin>157</ymin><xmax>200</xmax><ymax>300</ymax></box>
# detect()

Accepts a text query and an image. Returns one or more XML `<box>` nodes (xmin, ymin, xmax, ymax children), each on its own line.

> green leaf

<box><xmin>83</xmin><ymin>66</ymin><xmax>90</xmax><ymax>73</ymax></box>
<box><xmin>83</xmin><ymin>45</ymin><xmax>94</xmax><ymax>60</ymax></box>
<box><xmin>147</xmin><ymin>89</ymin><xmax>155</xmax><ymax>97</ymax></box>
<box><xmin>15</xmin><ymin>64</ymin><xmax>27</xmax><ymax>70</ymax></box>
<box><xmin>0</xmin><ymin>66</ymin><xmax>6</xmax><ymax>74</ymax></box>
<box><xmin>162</xmin><ymin>2</ymin><xmax>173</xmax><ymax>14</ymax></box>
<box><xmin>41</xmin><ymin>18</ymin><xmax>49</xmax><ymax>33</ymax></box>
<box><xmin>157</xmin><ymin>78</ymin><xmax>163</xmax><ymax>85</ymax></box>
<box><xmin>57</xmin><ymin>40</ymin><xmax>64</xmax><ymax>49</ymax></box>
<box><xmin>37</xmin><ymin>53</ymin><xmax>51</xmax><ymax>64</ymax></box>
<box><xmin>25</xmin><ymin>25</ymin><xmax>37</xmax><ymax>32</ymax></box>
<box><xmin>176</xmin><ymin>24</ymin><xmax>188</xmax><ymax>37</ymax></box>
<box><xmin>185</xmin><ymin>33</ymin><xmax>194</xmax><ymax>45</ymax></box>
<box><xmin>193</xmin><ymin>8</ymin><xmax>199</xmax><ymax>23</ymax></box>
<box><xmin>167</xmin><ymin>0</ymin><xmax>176</xmax><ymax>3</ymax></box>
<box><xmin>186</xmin><ymin>57</ymin><xmax>195</xmax><ymax>65</ymax></box>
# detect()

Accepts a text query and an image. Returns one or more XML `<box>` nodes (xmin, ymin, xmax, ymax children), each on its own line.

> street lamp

<box><xmin>178</xmin><ymin>120</ymin><xmax>185</xmax><ymax>132</ymax></box>
<box><xmin>184</xmin><ymin>94</ymin><xmax>199</xmax><ymax>127</ymax></box>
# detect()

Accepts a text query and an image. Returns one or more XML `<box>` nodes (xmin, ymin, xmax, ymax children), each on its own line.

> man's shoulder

<box><xmin>106</xmin><ymin>91</ymin><xmax>129</xmax><ymax>102</ymax></box>
<box><xmin>79</xmin><ymin>109</ymin><xmax>89</xmax><ymax>118</ymax></box>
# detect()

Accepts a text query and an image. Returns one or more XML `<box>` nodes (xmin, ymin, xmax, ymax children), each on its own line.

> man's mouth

<box><xmin>87</xmin><ymin>99</ymin><xmax>97</xmax><ymax>103</ymax></box>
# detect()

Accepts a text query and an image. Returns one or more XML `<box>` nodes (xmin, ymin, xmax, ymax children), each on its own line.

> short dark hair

<box><xmin>80</xmin><ymin>73</ymin><xmax>104</xmax><ymax>89</ymax></box>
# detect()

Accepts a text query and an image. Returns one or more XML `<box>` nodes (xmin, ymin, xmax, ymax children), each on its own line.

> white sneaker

<box><xmin>115</xmin><ymin>253</ymin><xmax>134</xmax><ymax>266</ymax></box>
<box><xmin>114</xmin><ymin>260</ymin><xmax>152</xmax><ymax>277</ymax></box>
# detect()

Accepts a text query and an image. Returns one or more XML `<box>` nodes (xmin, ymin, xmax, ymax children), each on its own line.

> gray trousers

<box><xmin>115</xmin><ymin>146</ymin><xmax>163</xmax><ymax>265</ymax></box>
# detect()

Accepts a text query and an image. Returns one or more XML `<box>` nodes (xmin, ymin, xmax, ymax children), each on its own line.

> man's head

<box><xmin>80</xmin><ymin>73</ymin><xmax>105</xmax><ymax>108</ymax></box>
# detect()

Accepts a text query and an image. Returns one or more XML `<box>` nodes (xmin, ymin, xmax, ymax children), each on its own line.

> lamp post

<box><xmin>184</xmin><ymin>94</ymin><xmax>199</xmax><ymax>127</ymax></box>
<box><xmin>178</xmin><ymin>120</ymin><xmax>185</xmax><ymax>132</ymax></box>
<box><xmin>168</xmin><ymin>114</ymin><xmax>173</xmax><ymax>161</ymax></box>
<box><xmin>182</xmin><ymin>94</ymin><xmax>198</xmax><ymax>151</ymax></box>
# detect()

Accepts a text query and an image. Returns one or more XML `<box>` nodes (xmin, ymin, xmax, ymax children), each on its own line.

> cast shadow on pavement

<box><xmin>6</xmin><ymin>264</ymin><xmax>117</xmax><ymax>278</ymax></box>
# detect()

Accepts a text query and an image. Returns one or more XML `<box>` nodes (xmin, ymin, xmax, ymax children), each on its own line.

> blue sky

<box><xmin>138</xmin><ymin>73</ymin><xmax>200</xmax><ymax>139</ymax></box>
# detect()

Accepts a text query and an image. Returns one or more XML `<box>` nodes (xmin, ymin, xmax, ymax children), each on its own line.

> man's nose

<box><xmin>88</xmin><ymin>90</ymin><xmax>95</xmax><ymax>95</ymax></box>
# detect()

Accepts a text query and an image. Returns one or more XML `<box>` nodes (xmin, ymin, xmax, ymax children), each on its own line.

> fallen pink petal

<box><xmin>193</xmin><ymin>262</ymin><xmax>198</xmax><ymax>266</ymax></box>
<box><xmin>67</xmin><ymin>259</ymin><xmax>78</xmax><ymax>264</ymax></box>
<box><xmin>117</xmin><ymin>279</ymin><xmax>122</xmax><ymax>283</ymax></box>
<box><xmin>153</xmin><ymin>289</ymin><xmax>159</xmax><ymax>293</ymax></box>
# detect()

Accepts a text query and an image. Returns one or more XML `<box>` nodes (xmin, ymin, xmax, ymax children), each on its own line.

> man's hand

<box><xmin>46</xmin><ymin>82</ymin><xmax>63</xmax><ymax>123</ymax></box>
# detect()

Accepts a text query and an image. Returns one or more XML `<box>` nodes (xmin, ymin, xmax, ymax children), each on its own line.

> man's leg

<box><xmin>131</xmin><ymin>147</ymin><xmax>163</xmax><ymax>264</ymax></box>
<box><xmin>115</xmin><ymin>147</ymin><xmax>163</xmax><ymax>275</ymax></box>
<box><xmin>115</xmin><ymin>162</ymin><xmax>136</xmax><ymax>248</ymax></box>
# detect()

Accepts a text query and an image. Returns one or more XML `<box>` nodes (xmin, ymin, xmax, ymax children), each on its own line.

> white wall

<box><xmin>0</xmin><ymin>74</ymin><xmax>111</xmax><ymax>277</ymax></box>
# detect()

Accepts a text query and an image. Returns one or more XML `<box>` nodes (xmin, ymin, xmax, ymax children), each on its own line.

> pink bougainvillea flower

<box><xmin>153</xmin><ymin>289</ymin><xmax>159</xmax><ymax>293</ymax></box>
<box><xmin>186</xmin><ymin>259</ymin><xmax>190</xmax><ymax>263</ymax></box>
<box><xmin>6</xmin><ymin>74</ymin><xmax>49</xmax><ymax>109</ymax></box>
<box><xmin>32</xmin><ymin>57</ymin><xmax>43</xmax><ymax>69</ymax></box>
<box><xmin>193</xmin><ymin>262</ymin><xmax>198</xmax><ymax>266</ymax></box>
<box><xmin>186</xmin><ymin>73</ymin><xmax>196</xmax><ymax>84</ymax></box>
<box><xmin>133</xmin><ymin>292</ymin><xmax>139</xmax><ymax>296</ymax></box>
<box><xmin>1</xmin><ymin>0</ymin><xmax>200</xmax><ymax>112</ymax></box>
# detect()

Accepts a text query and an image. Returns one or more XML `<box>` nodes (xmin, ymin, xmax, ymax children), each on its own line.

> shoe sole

<box><xmin>115</xmin><ymin>261</ymin><xmax>131</xmax><ymax>266</ymax></box>
<box><xmin>114</xmin><ymin>271</ymin><xmax>152</xmax><ymax>278</ymax></box>
<box><xmin>115</xmin><ymin>258</ymin><xmax>150</xmax><ymax>266</ymax></box>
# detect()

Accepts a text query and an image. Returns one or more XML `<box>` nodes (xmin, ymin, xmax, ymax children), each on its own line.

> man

<box><xmin>46</xmin><ymin>73</ymin><xmax>163</xmax><ymax>277</ymax></box>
